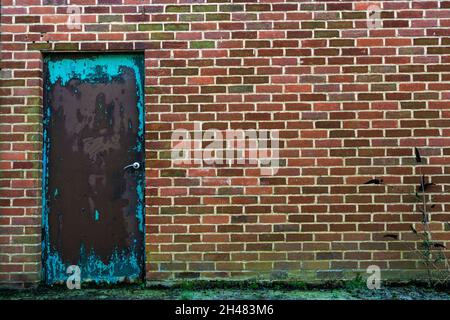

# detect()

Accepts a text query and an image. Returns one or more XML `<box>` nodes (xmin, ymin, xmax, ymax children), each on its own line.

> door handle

<box><xmin>123</xmin><ymin>162</ymin><xmax>140</xmax><ymax>170</ymax></box>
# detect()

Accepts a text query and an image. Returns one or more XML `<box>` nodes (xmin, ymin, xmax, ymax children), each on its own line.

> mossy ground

<box><xmin>1</xmin><ymin>282</ymin><xmax>450</xmax><ymax>300</ymax></box>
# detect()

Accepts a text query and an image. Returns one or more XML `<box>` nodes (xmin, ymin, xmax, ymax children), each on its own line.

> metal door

<box><xmin>42</xmin><ymin>53</ymin><xmax>145</xmax><ymax>284</ymax></box>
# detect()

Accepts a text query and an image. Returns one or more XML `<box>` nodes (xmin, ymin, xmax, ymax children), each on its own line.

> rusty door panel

<box><xmin>42</xmin><ymin>53</ymin><xmax>145</xmax><ymax>284</ymax></box>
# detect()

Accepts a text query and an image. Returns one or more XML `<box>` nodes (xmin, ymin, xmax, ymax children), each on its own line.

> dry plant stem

<box><xmin>415</xmin><ymin>164</ymin><xmax>450</xmax><ymax>285</ymax></box>
<box><xmin>418</xmin><ymin>165</ymin><xmax>433</xmax><ymax>285</ymax></box>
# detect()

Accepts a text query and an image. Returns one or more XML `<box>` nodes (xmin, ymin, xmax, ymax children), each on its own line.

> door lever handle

<box><xmin>123</xmin><ymin>162</ymin><xmax>140</xmax><ymax>170</ymax></box>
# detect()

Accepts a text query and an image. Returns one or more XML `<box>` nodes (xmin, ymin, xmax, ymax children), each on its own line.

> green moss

<box><xmin>190</xmin><ymin>41</ymin><xmax>215</xmax><ymax>49</ymax></box>
<box><xmin>27</xmin><ymin>97</ymin><xmax>41</xmax><ymax>105</ymax></box>
<box><xmin>138</xmin><ymin>24</ymin><xmax>163</xmax><ymax>31</ymax></box>
<box><xmin>220</xmin><ymin>4</ymin><xmax>244</xmax><ymax>12</ymax></box>
<box><xmin>193</xmin><ymin>5</ymin><xmax>217</xmax><ymax>12</ymax></box>
<box><xmin>22</xmin><ymin>106</ymin><xmax>41</xmax><ymax>115</ymax></box>
<box><xmin>98</xmin><ymin>15</ymin><xmax>122</xmax><ymax>23</ymax></box>
<box><xmin>161</xmin><ymin>169</ymin><xmax>186</xmax><ymax>177</ymax></box>
<box><xmin>151</xmin><ymin>33</ymin><xmax>174</xmax><ymax>40</ymax></box>
<box><xmin>28</xmin><ymin>169</ymin><xmax>41</xmax><ymax>178</ymax></box>
<box><xmin>159</xmin><ymin>207</ymin><xmax>185</xmax><ymax>215</ymax></box>
<box><xmin>0</xmin><ymin>80</ymin><xmax>25</xmax><ymax>87</ymax></box>
<box><xmin>166</xmin><ymin>5</ymin><xmax>190</xmax><ymax>13</ymax></box>
<box><xmin>112</xmin><ymin>24</ymin><xmax>136</xmax><ymax>32</ymax></box>
<box><xmin>180</xmin><ymin>14</ymin><xmax>204</xmax><ymax>22</ymax></box>
<box><xmin>164</xmin><ymin>23</ymin><xmax>189</xmax><ymax>31</ymax></box>
<box><xmin>12</xmin><ymin>236</ymin><xmax>38</xmax><ymax>245</ymax></box>
<box><xmin>28</xmin><ymin>43</ymin><xmax>52</xmax><ymax>50</ymax></box>
<box><xmin>145</xmin><ymin>86</ymin><xmax>164</xmax><ymax>95</ymax></box>
<box><xmin>28</xmin><ymin>151</ymin><xmax>42</xmax><ymax>160</ymax></box>
<box><xmin>54</xmin><ymin>43</ymin><xmax>79</xmax><ymax>51</ymax></box>
<box><xmin>27</xmin><ymin>115</ymin><xmax>42</xmax><ymax>123</ymax></box>
<box><xmin>159</xmin><ymin>151</ymin><xmax>172</xmax><ymax>159</ymax></box>
<box><xmin>314</xmin><ymin>30</ymin><xmax>339</xmax><ymax>38</ymax></box>
<box><xmin>206</xmin><ymin>13</ymin><xmax>230</xmax><ymax>21</ymax></box>
<box><xmin>27</xmin><ymin>134</ymin><xmax>42</xmax><ymax>142</ymax></box>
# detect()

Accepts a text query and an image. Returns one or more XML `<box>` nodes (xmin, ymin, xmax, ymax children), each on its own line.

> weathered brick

<box><xmin>190</xmin><ymin>41</ymin><xmax>215</xmax><ymax>49</ymax></box>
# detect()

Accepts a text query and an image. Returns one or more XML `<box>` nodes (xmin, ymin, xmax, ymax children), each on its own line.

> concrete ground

<box><xmin>1</xmin><ymin>284</ymin><xmax>450</xmax><ymax>300</ymax></box>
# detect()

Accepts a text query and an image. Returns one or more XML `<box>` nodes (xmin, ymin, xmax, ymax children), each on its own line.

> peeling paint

<box><xmin>45</xmin><ymin>244</ymin><xmax>141</xmax><ymax>284</ymax></box>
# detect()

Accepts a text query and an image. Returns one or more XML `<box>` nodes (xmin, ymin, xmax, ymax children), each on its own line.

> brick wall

<box><xmin>1</xmin><ymin>0</ymin><xmax>450</xmax><ymax>286</ymax></box>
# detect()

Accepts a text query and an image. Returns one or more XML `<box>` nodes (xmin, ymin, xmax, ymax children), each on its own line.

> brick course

<box><xmin>1</xmin><ymin>0</ymin><xmax>450</xmax><ymax>286</ymax></box>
